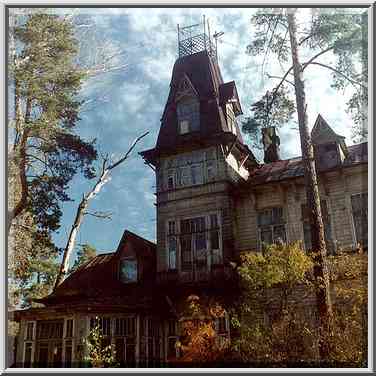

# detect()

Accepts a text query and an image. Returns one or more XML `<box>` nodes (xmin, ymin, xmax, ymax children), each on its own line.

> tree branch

<box><xmin>266</xmin><ymin>73</ymin><xmax>295</xmax><ymax>88</ymax></box>
<box><xmin>83</xmin><ymin>210</ymin><xmax>113</xmax><ymax>219</ymax></box>
<box><xmin>54</xmin><ymin>131</ymin><xmax>149</xmax><ymax>289</ymax></box>
<box><xmin>108</xmin><ymin>131</ymin><xmax>149</xmax><ymax>170</ymax></box>
<box><xmin>302</xmin><ymin>46</ymin><xmax>334</xmax><ymax>71</ymax></box>
<box><xmin>306</xmin><ymin>61</ymin><xmax>367</xmax><ymax>89</ymax></box>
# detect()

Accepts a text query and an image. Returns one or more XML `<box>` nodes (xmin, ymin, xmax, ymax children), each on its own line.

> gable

<box><xmin>175</xmin><ymin>73</ymin><xmax>198</xmax><ymax>102</ymax></box>
<box><xmin>311</xmin><ymin>114</ymin><xmax>345</xmax><ymax>144</ymax></box>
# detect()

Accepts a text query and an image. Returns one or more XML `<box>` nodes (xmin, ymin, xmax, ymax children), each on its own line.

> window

<box><xmin>167</xmin><ymin>320</ymin><xmax>180</xmax><ymax>360</ymax></box>
<box><xmin>301</xmin><ymin>200</ymin><xmax>333</xmax><ymax>253</ymax></box>
<box><xmin>177</xmin><ymin>98</ymin><xmax>200</xmax><ymax>134</ymax></box>
<box><xmin>65</xmin><ymin>319</ymin><xmax>73</xmax><ymax>338</ymax></box>
<box><xmin>226</xmin><ymin>103</ymin><xmax>237</xmax><ymax>135</ymax></box>
<box><xmin>26</xmin><ymin>322</ymin><xmax>34</xmax><ymax>341</ymax></box>
<box><xmin>114</xmin><ymin>317</ymin><xmax>136</xmax><ymax>337</ymax></box>
<box><xmin>37</xmin><ymin>320</ymin><xmax>64</xmax><ymax>340</ymax></box>
<box><xmin>180</xmin><ymin>166</ymin><xmax>191</xmax><ymax>186</ymax></box>
<box><xmin>167</xmin><ymin>170</ymin><xmax>175</xmax><ymax>190</ymax></box>
<box><xmin>206</xmin><ymin>160</ymin><xmax>216</xmax><ymax>181</ymax></box>
<box><xmin>112</xmin><ymin>317</ymin><xmax>136</xmax><ymax>366</ymax></box>
<box><xmin>191</xmin><ymin>164</ymin><xmax>203</xmax><ymax>185</ymax></box>
<box><xmin>257</xmin><ymin>207</ymin><xmax>286</xmax><ymax>249</ymax></box>
<box><xmin>351</xmin><ymin>193</ymin><xmax>368</xmax><ymax>247</ymax></box>
<box><xmin>167</xmin><ymin>221</ymin><xmax>177</xmax><ymax>270</ymax></box>
<box><xmin>120</xmin><ymin>258</ymin><xmax>138</xmax><ymax>283</ymax></box>
<box><xmin>64</xmin><ymin>340</ymin><xmax>72</xmax><ymax>367</ymax></box>
<box><xmin>181</xmin><ymin>216</ymin><xmax>207</xmax><ymax>270</ymax></box>
<box><xmin>210</xmin><ymin>214</ymin><xmax>221</xmax><ymax>264</ymax></box>
<box><xmin>161</xmin><ymin>149</ymin><xmax>217</xmax><ymax>191</ymax></box>
<box><xmin>90</xmin><ymin>317</ymin><xmax>111</xmax><ymax>336</ymax></box>
<box><xmin>24</xmin><ymin>343</ymin><xmax>33</xmax><ymax>367</ymax></box>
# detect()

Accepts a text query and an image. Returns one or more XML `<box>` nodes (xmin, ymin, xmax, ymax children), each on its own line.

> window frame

<box><xmin>350</xmin><ymin>192</ymin><xmax>368</xmax><ymax>248</ymax></box>
<box><xmin>226</xmin><ymin>103</ymin><xmax>237</xmax><ymax>135</ymax></box>
<box><xmin>256</xmin><ymin>207</ymin><xmax>287</xmax><ymax>250</ymax></box>
<box><xmin>301</xmin><ymin>199</ymin><xmax>333</xmax><ymax>253</ymax></box>
<box><xmin>119</xmin><ymin>257</ymin><xmax>138</xmax><ymax>284</ymax></box>
<box><xmin>176</xmin><ymin>97</ymin><xmax>200</xmax><ymax>135</ymax></box>
<box><xmin>165</xmin><ymin>212</ymin><xmax>223</xmax><ymax>272</ymax></box>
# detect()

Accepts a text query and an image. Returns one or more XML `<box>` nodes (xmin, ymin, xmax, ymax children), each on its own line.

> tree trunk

<box><xmin>53</xmin><ymin>169</ymin><xmax>109</xmax><ymax>290</ymax></box>
<box><xmin>287</xmin><ymin>10</ymin><xmax>333</xmax><ymax>360</ymax></box>
<box><xmin>53</xmin><ymin>131</ymin><xmax>149</xmax><ymax>289</ymax></box>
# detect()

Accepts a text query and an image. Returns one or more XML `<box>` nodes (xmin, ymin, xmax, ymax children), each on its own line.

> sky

<box><xmin>12</xmin><ymin>7</ymin><xmax>365</xmax><ymax>258</ymax></box>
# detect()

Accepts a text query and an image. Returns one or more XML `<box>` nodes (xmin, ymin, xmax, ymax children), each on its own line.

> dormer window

<box><xmin>119</xmin><ymin>258</ymin><xmax>138</xmax><ymax>283</ymax></box>
<box><xmin>177</xmin><ymin>98</ymin><xmax>200</xmax><ymax>134</ymax></box>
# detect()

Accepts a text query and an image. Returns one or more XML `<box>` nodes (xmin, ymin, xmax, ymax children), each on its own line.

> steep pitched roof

<box><xmin>311</xmin><ymin>114</ymin><xmax>349</xmax><ymax>156</ymax></box>
<box><xmin>311</xmin><ymin>114</ymin><xmax>345</xmax><ymax>143</ymax></box>
<box><xmin>147</xmin><ymin>50</ymin><xmax>244</xmax><ymax>157</ymax></box>
<box><xmin>35</xmin><ymin>230</ymin><xmax>156</xmax><ymax>306</ymax></box>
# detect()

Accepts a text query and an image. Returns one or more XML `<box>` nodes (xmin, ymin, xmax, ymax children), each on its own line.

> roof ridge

<box><xmin>123</xmin><ymin>229</ymin><xmax>156</xmax><ymax>246</ymax></box>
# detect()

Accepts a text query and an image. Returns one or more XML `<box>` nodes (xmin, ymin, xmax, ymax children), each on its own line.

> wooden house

<box><xmin>11</xmin><ymin>21</ymin><xmax>368</xmax><ymax>368</ymax></box>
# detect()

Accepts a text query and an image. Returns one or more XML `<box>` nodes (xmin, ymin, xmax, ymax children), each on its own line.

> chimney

<box><xmin>262</xmin><ymin>127</ymin><xmax>281</xmax><ymax>163</ymax></box>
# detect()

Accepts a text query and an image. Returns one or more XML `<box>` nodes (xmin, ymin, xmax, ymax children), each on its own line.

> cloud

<box><xmin>51</xmin><ymin>7</ymin><xmax>364</xmax><ymax>255</ymax></box>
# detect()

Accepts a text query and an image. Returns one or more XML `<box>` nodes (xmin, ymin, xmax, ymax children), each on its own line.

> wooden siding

<box><xmin>235</xmin><ymin>165</ymin><xmax>367</xmax><ymax>253</ymax></box>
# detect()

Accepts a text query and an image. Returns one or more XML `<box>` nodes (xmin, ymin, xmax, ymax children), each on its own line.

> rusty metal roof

<box><xmin>249</xmin><ymin>142</ymin><xmax>367</xmax><ymax>186</ymax></box>
<box><xmin>35</xmin><ymin>230</ymin><xmax>157</xmax><ymax>306</ymax></box>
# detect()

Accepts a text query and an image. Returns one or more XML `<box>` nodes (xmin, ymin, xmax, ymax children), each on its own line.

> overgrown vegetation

<box><xmin>176</xmin><ymin>243</ymin><xmax>367</xmax><ymax>367</ymax></box>
<box><xmin>84</xmin><ymin>317</ymin><xmax>118</xmax><ymax>368</ymax></box>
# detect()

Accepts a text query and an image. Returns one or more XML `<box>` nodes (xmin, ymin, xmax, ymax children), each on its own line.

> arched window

<box><xmin>176</xmin><ymin>97</ymin><xmax>200</xmax><ymax>134</ymax></box>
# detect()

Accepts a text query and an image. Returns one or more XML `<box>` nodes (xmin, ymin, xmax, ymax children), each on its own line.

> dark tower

<box><xmin>140</xmin><ymin>18</ymin><xmax>258</xmax><ymax>288</ymax></box>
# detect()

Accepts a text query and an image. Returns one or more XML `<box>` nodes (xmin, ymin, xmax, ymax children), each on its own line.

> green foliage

<box><xmin>242</xmin><ymin>87</ymin><xmax>295</xmax><ymax>150</ymax></box>
<box><xmin>9</xmin><ymin>12</ymin><xmax>97</xmax><ymax>233</ymax></box>
<box><xmin>70</xmin><ymin>244</ymin><xmax>97</xmax><ymax>274</ymax></box>
<box><xmin>8</xmin><ymin>12</ymin><xmax>97</xmax><ymax>309</ymax></box>
<box><xmin>84</xmin><ymin>317</ymin><xmax>118</xmax><ymax>368</ymax></box>
<box><xmin>8</xmin><ymin>212</ymin><xmax>59</xmax><ymax>308</ymax></box>
<box><xmin>233</xmin><ymin>243</ymin><xmax>367</xmax><ymax>366</ymax></box>
<box><xmin>238</xmin><ymin>242</ymin><xmax>313</xmax><ymax>290</ymax></box>
<box><xmin>243</xmin><ymin>9</ymin><xmax>368</xmax><ymax>148</ymax></box>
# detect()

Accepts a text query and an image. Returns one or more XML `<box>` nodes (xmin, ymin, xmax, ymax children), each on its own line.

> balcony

<box><xmin>156</xmin><ymin>265</ymin><xmax>234</xmax><ymax>286</ymax></box>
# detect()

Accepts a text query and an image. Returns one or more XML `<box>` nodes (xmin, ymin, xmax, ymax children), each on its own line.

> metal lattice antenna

<box><xmin>177</xmin><ymin>15</ymin><xmax>217</xmax><ymax>59</ymax></box>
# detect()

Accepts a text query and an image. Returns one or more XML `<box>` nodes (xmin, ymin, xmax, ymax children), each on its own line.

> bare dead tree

<box><xmin>54</xmin><ymin>131</ymin><xmax>149</xmax><ymax>290</ymax></box>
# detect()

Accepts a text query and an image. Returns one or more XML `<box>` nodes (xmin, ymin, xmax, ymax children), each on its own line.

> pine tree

<box><xmin>70</xmin><ymin>244</ymin><xmax>97</xmax><ymax>274</ymax></box>
<box><xmin>242</xmin><ymin>8</ymin><xmax>367</xmax><ymax>360</ymax></box>
<box><xmin>8</xmin><ymin>12</ymin><xmax>97</xmax><ymax>235</ymax></box>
